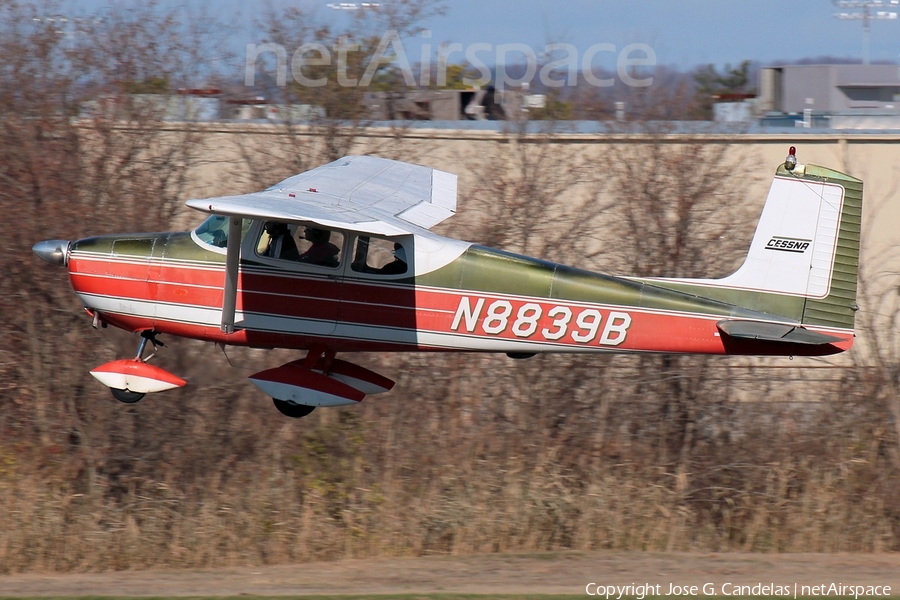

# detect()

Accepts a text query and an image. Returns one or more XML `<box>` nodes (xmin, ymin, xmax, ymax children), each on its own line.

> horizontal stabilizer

<box><xmin>717</xmin><ymin>320</ymin><xmax>846</xmax><ymax>346</ymax></box>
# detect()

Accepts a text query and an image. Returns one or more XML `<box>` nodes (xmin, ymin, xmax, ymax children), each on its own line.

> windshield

<box><xmin>193</xmin><ymin>215</ymin><xmax>251</xmax><ymax>250</ymax></box>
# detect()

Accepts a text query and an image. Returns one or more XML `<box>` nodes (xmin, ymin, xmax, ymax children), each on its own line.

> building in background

<box><xmin>364</xmin><ymin>88</ymin><xmax>530</xmax><ymax>121</ymax></box>
<box><xmin>758</xmin><ymin>64</ymin><xmax>900</xmax><ymax>129</ymax></box>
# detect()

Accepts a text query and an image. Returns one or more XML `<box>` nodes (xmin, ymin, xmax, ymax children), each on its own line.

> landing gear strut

<box><xmin>109</xmin><ymin>330</ymin><xmax>165</xmax><ymax>404</ymax></box>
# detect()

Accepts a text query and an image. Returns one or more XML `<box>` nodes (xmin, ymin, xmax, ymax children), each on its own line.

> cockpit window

<box><xmin>193</xmin><ymin>215</ymin><xmax>251</xmax><ymax>250</ymax></box>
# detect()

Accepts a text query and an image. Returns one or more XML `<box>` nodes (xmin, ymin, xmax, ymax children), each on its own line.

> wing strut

<box><xmin>221</xmin><ymin>217</ymin><xmax>242</xmax><ymax>333</ymax></box>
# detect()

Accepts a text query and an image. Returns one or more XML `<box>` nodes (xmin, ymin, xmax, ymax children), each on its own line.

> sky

<box><xmin>56</xmin><ymin>0</ymin><xmax>900</xmax><ymax>70</ymax></box>
<box><xmin>298</xmin><ymin>0</ymin><xmax>900</xmax><ymax>68</ymax></box>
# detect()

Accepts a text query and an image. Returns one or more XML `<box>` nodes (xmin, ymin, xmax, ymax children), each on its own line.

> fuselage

<box><xmin>65</xmin><ymin>221</ymin><xmax>853</xmax><ymax>357</ymax></box>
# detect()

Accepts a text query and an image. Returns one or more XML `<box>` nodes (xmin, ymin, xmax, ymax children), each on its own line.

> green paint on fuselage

<box><xmin>72</xmin><ymin>232</ymin><xmax>226</xmax><ymax>264</ymax></box>
<box><xmin>418</xmin><ymin>245</ymin><xmax>772</xmax><ymax>322</ymax></box>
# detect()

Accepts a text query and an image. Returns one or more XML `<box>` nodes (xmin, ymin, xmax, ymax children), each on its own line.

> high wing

<box><xmin>185</xmin><ymin>155</ymin><xmax>457</xmax><ymax>236</ymax></box>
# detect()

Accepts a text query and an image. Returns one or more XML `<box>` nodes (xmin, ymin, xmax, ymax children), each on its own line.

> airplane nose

<box><xmin>33</xmin><ymin>239</ymin><xmax>71</xmax><ymax>266</ymax></box>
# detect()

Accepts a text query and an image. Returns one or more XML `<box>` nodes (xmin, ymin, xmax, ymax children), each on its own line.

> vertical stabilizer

<box><xmin>648</xmin><ymin>157</ymin><xmax>863</xmax><ymax>331</ymax></box>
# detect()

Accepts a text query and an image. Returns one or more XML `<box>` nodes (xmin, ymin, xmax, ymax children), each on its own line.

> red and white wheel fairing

<box><xmin>249</xmin><ymin>363</ymin><xmax>366</xmax><ymax>407</ymax></box>
<box><xmin>90</xmin><ymin>359</ymin><xmax>187</xmax><ymax>393</ymax></box>
<box><xmin>303</xmin><ymin>357</ymin><xmax>395</xmax><ymax>395</ymax></box>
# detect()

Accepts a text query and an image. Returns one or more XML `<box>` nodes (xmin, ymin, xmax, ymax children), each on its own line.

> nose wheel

<box><xmin>111</xmin><ymin>388</ymin><xmax>145</xmax><ymax>403</ymax></box>
<box><xmin>109</xmin><ymin>330</ymin><xmax>166</xmax><ymax>404</ymax></box>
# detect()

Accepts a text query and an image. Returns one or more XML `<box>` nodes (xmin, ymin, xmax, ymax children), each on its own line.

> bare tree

<box><xmin>231</xmin><ymin>0</ymin><xmax>446</xmax><ymax>187</ymax></box>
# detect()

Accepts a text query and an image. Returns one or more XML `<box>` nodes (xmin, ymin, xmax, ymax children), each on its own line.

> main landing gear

<box><xmin>272</xmin><ymin>399</ymin><xmax>316</xmax><ymax>418</ymax></box>
<box><xmin>263</xmin><ymin>346</ymin><xmax>335</xmax><ymax>419</ymax></box>
<box><xmin>248</xmin><ymin>346</ymin><xmax>394</xmax><ymax>419</ymax></box>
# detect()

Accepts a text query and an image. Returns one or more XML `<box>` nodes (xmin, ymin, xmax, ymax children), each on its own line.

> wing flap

<box><xmin>430</xmin><ymin>169</ymin><xmax>458</xmax><ymax>211</ymax></box>
<box><xmin>717</xmin><ymin>319</ymin><xmax>846</xmax><ymax>345</ymax></box>
<box><xmin>397</xmin><ymin>202</ymin><xmax>453</xmax><ymax>229</ymax></box>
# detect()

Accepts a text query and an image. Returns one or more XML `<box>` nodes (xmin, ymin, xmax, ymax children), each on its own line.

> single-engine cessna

<box><xmin>34</xmin><ymin>148</ymin><xmax>862</xmax><ymax>418</ymax></box>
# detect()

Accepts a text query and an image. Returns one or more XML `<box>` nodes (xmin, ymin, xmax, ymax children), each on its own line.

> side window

<box><xmin>257</xmin><ymin>222</ymin><xmax>343</xmax><ymax>269</ymax></box>
<box><xmin>351</xmin><ymin>236</ymin><xmax>408</xmax><ymax>275</ymax></box>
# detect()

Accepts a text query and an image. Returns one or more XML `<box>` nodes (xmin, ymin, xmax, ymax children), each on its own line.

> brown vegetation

<box><xmin>1</xmin><ymin>0</ymin><xmax>899</xmax><ymax>575</ymax></box>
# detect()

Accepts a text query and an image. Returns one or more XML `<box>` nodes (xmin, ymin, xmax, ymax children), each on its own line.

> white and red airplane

<box><xmin>34</xmin><ymin>148</ymin><xmax>862</xmax><ymax>417</ymax></box>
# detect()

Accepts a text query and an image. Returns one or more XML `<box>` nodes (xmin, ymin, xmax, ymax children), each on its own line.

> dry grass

<box><xmin>1</xmin><ymin>352</ymin><xmax>899</xmax><ymax>572</ymax></box>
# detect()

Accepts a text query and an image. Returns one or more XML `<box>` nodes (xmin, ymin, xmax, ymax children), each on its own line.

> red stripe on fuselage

<box><xmin>68</xmin><ymin>254</ymin><xmax>853</xmax><ymax>356</ymax></box>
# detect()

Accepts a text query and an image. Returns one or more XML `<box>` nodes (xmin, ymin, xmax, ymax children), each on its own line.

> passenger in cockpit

<box><xmin>378</xmin><ymin>243</ymin><xmax>408</xmax><ymax>274</ymax></box>
<box><xmin>298</xmin><ymin>227</ymin><xmax>340</xmax><ymax>267</ymax></box>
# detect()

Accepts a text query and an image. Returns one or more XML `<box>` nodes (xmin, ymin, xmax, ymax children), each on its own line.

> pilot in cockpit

<box><xmin>263</xmin><ymin>222</ymin><xmax>300</xmax><ymax>261</ymax></box>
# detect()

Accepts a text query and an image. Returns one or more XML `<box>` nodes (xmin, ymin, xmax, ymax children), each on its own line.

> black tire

<box><xmin>273</xmin><ymin>398</ymin><xmax>316</xmax><ymax>418</ymax></box>
<box><xmin>111</xmin><ymin>388</ymin><xmax>145</xmax><ymax>404</ymax></box>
